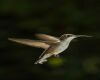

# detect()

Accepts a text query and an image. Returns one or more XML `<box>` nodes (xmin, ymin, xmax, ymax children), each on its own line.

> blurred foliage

<box><xmin>0</xmin><ymin>0</ymin><xmax>100</xmax><ymax>80</ymax></box>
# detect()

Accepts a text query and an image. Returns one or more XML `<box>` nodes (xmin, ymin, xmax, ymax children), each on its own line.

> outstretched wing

<box><xmin>35</xmin><ymin>34</ymin><xmax>60</xmax><ymax>42</ymax></box>
<box><xmin>8</xmin><ymin>38</ymin><xmax>50</xmax><ymax>49</ymax></box>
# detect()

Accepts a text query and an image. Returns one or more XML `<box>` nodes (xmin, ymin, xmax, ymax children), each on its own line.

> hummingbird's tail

<box><xmin>34</xmin><ymin>53</ymin><xmax>53</xmax><ymax>64</ymax></box>
<box><xmin>34</xmin><ymin>59</ymin><xmax>47</xmax><ymax>64</ymax></box>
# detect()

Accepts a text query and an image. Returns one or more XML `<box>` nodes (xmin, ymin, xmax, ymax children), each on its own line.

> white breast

<box><xmin>54</xmin><ymin>36</ymin><xmax>75</xmax><ymax>55</ymax></box>
<box><xmin>54</xmin><ymin>42</ymin><xmax>69</xmax><ymax>54</ymax></box>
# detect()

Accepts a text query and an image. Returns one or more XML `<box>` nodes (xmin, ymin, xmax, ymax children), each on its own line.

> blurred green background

<box><xmin>0</xmin><ymin>0</ymin><xmax>100</xmax><ymax>80</ymax></box>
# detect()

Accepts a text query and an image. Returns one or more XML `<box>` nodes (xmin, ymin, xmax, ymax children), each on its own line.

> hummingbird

<box><xmin>8</xmin><ymin>34</ymin><xmax>92</xmax><ymax>64</ymax></box>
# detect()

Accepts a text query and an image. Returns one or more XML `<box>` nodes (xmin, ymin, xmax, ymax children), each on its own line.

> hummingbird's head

<box><xmin>60</xmin><ymin>34</ymin><xmax>92</xmax><ymax>41</ymax></box>
<box><xmin>60</xmin><ymin>34</ymin><xmax>74</xmax><ymax>41</ymax></box>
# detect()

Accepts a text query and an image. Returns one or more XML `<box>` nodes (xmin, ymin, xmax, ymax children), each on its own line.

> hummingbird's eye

<box><xmin>67</xmin><ymin>35</ymin><xmax>70</xmax><ymax>37</ymax></box>
<box><xmin>67</xmin><ymin>35</ymin><xmax>72</xmax><ymax>37</ymax></box>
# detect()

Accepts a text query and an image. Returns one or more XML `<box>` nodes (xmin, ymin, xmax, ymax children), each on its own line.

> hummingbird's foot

<box><xmin>54</xmin><ymin>54</ymin><xmax>60</xmax><ymax>58</ymax></box>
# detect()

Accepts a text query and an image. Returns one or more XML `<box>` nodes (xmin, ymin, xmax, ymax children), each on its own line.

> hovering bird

<box><xmin>8</xmin><ymin>34</ymin><xmax>92</xmax><ymax>64</ymax></box>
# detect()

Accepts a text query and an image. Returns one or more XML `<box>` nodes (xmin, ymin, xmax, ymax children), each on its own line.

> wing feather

<box><xmin>35</xmin><ymin>34</ymin><xmax>60</xmax><ymax>42</ymax></box>
<box><xmin>8</xmin><ymin>38</ymin><xmax>50</xmax><ymax>49</ymax></box>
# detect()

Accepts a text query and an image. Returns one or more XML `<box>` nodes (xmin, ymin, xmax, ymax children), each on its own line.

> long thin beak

<box><xmin>76</xmin><ymin>35</ymin><xmax>92</xmax><ymax>37</ymax></box>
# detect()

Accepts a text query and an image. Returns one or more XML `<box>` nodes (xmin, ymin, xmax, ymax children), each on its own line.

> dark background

<box><xmin>0</xmin><ymin>0</ymin><xmax>100</xmax><ymax>80</ymax></box>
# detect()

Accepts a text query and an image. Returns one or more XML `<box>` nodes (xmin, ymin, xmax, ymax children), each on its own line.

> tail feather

<box><xmin>34</xmin><ymin>53</ymin><xmax>53</xmax><ymax>64</ymax></box>
<box><xmin>34</xmin><ymin>59</ymin><xmax>47</xmax><ymax>64</ymax></box>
